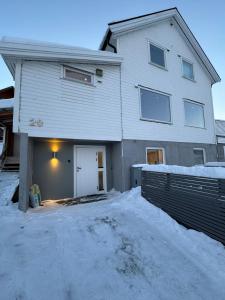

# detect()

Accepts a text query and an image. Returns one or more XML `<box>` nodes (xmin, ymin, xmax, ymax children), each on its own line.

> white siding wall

<box><xmin>19</xmin><ymin>61</ymin><xmax>122</xmax><ymax>141</ymax></box>
<box><xmin>117</xmin><ymin>20</ymin><xmax>216</xmax><ymax>144</ymax></box>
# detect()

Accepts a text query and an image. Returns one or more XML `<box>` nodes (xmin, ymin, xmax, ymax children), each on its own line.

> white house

<box><xmin>0</xmin><ymin>8</ymin><xmax>220</xmax><ymax>211</ymax></box>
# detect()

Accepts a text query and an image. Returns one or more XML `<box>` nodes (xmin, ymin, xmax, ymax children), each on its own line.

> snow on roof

<box><xmin>133</xmin><ymin>164</ymin><xmax>225</xmax><ymax>179</ymax></box>
<box><xmin>0</xmin><ymin>98</ymin><xmax>14</xmax><ymax>110</ymax></box>
<box><xmin>215</xmin><ymin>120</ymin><xmax>225</xmax><ymax>137</ymax></box>
<box><xmin>1</xmin><ymin>36</ymin><xmax>90</xmax><ymax>51</ymax></box>
<box><xmin>0</xmin><ymin>36</ymin><xmax>123</xmax><ymax>70</ymax></box>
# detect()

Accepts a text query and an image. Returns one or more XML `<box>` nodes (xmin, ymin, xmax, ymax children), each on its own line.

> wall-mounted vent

<box><xmin>96</xmin><ymin>69</ymin><xmax>103</xmax><ymax>77</ymax></box>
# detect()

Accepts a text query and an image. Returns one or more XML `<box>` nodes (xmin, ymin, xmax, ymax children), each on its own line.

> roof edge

<box><xmin>0</xmin><ymin>38</ymin><xmax>123</xmax><ymax>66</ymax></box>
<box><xmin>108</xmin><ymin>7</ymin><xmax>177</xmax><ymax>26</ymax></box>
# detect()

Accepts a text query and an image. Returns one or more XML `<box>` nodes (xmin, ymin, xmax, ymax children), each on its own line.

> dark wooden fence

<box><xmin>142</xmin><ymin>170</ymin><xmax>225</xmax><ymax>245</ymax></box>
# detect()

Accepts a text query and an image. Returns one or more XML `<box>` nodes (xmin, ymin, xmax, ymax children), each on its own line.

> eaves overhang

<box><xmin>0</xmin><ymin>37</ymin><xmax>123</xmax><ymax>77</ymax></box>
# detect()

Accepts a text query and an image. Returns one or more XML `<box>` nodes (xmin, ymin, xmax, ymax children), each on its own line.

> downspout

<box><xmin>106</xmin><ymin>32</ymin><xmax>117</xmax><ymax>53</ymax></box>
<box><xmin>108</xmin><ymin>40</ymin><xmax>117</xmax><ymax>53</ymax></box>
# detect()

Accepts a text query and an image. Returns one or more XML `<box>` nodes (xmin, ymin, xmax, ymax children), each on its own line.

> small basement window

<box><xmin>140</xmin><ymin>87</ymin><xmax>171</xmax><ymax>123</ymax></box>
<box><xmin>64</xmin><ymin>67</ymin><xmax>93</xmax><ymax>85</ymax></box>
<box><xmin>193</xmin><ymin>148</ymin><xmax>205</xmax><ymax>165</ymax></box>
<box><xmin>146</xmin><ymin>148</ymin><xmax>165</xmax><ymax>164</ymax></box>
<box><xmin>182</xmin><ymin>59</ymin><xmax>194</xmax><ymax>80</ymax></box>
<box><xmin>149</xmin><ymin>43</ymin><xmax>166</xmax><ymax>68</ymax></box>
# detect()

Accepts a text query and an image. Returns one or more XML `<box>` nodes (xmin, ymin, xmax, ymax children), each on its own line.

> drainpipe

<box><xmin>106</xmin><ymin>33</ymin><xmax>117</xmax><ymax>53</ymax></box>
<box><xmin>108</xmin><ymin>41</ymin><xmax>117</xmax><ymax>53</ymax></box>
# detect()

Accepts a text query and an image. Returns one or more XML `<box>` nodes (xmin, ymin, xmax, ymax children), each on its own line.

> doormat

<box><xmin>52</xmin><ymin>194</ymin><xmax>108</xmax><ymax>206</ymax></box>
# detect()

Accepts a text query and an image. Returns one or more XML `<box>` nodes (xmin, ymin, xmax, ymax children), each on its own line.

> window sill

<box><xmin>149</xmin><ymin>62</ymin><xmax>168</xmax><ymax>71</ymax></box>
<box><xmin>182</xmin><ymin>75</ymin><xmax>196</xmax><ymax>83</ymax></box>
<box><xmin>61</xmin><ymin>77</ymin><xmax>96</xmax><ymax>87</ymax></box>
<box><xmin>184</xmin><ymin>124</ymin><xmax>206</xmax><ymax>129</ymax></box>
<box><xmin>140</xmin><ymin>117</ymin><xmax>172</xmax><ymax>125</ymax></box>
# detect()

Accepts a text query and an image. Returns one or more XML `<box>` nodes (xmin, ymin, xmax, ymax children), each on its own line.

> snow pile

<box><xmin>0</xmin><ymin>98</ymin><xmax>14</xmax><ymax>109</ymax></box>
<box><xmin>133</xmin><ymin>164</ymin><xmax>225</xmax><ymax>179</ymax></box>
<box><xmin>0</xmin><ymin>187</ymin><xmax>225</xmax><ymax>299</ymax></box>
<box><xmin>205</xmin><ymin>161</ymin><xmax>225</xmax><ymax>167</ymax></box>
<box><xmin>0</xmin><ymin>172</ymin><xmax>19</xmax><ymax>206</ymax></box>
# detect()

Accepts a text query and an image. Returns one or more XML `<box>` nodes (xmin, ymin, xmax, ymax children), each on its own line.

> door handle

<box><xmin>76</xmin><ymin>166</ymin><xmax>82</xmax><ymax>172</ymax></box>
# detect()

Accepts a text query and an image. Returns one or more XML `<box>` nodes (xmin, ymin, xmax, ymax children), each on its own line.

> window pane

<box><xmin>193</xmin><ymin>149</ymin><xmax>204</xmax><ymax>165</ymax></box>
<box><xmin>140</xmin><ymin>89</ymin><xmax>171</xmax><ymax>122</ymax></box>
<box><xmin>184</xmin><ymin>101</ymin><xmax>204</xmax><ymax>128</ymax></box>
<box><xmin>65</xmin><ymin>69</ymin><xmax>92</xmax><ymax>83</ymax></box>
<box><xmin>98</xmin><ymin>171</ymin><xmax>104</xmax><ymax>191</ymax></box>
<box><xmin>98</xmin><ymin>152</ymin><xmax>103</xmax><ymax>168</ymax></box>
<box><xmin>150</xmin><ymin>44</ymin><xmax>165</xmax><ymax>67</ymax></box>
<box><xmin>183</xmin><ymin>60</ymin><xmax>194</xmax><ymax>80</ymax></box>
<box><xmin>147</xmin><ymin>149</ymin><xmax>164</xmax><ymax>164</ymax></box>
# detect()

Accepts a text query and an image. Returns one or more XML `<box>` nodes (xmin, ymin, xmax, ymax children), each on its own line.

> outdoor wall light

<box><xmin>52</xmin><ymin>151</ymin><xmax>58</xmax><ymax>159</ymax></box>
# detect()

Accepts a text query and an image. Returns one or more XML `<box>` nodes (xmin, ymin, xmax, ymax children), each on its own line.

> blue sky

<box><xmin>0</xmin><ymin>0</ymin><xmax>224</xmax><ymax>119</ymax></box>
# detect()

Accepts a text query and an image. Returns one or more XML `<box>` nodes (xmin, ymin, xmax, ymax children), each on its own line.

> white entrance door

<box><xmin>74</xmin><ymin>146</ymin><xmax>106</xmax><ymax>197</ymax></box>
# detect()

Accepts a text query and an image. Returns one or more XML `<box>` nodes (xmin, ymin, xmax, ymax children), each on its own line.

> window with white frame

<box><xmin>64</xmin><ymin>66</ymin><xmax>93</xmax><ymax>85</ymax></box>
<box><xmin>149</xmin><ymin>43</ymin><xmax>166</xmax><ymax>68</ymax></box>
<box><xmin>140</xmin><ymin>87</ymin><xmax>171</xmax><ymax>123</ymax></box>
<box><xmin>146</xmin><ymin>148</ymin><xmax>165</xmax><ymax>164</ymax></box>
<box><xmin>184</xmin><ymin>99</ymin><xmax>205</xmax><ymax>128</ymax></box>
<box><xmin>193</xmin><ymin>148</ymin><xmax>205</xmax><ymax>165</ymax></box>
<box><xmin>182</xmin><ymin>59</ymin><xmax>194</xmax><ymax>80</ymax></box>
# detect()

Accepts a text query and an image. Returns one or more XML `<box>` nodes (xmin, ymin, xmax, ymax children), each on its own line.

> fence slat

<box><xmin>142</xmin><ymin>170</ymin><xmax>225</xmax><ymax>245</ymax></box>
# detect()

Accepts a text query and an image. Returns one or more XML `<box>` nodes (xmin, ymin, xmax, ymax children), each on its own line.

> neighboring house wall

<box><xmin>216</xmin><ymin>137</ymin><xmax>225</xmax><ymax>162</ymax></box>
<box><xmin>215</xmin><ymin>121</ymin><xmax>225</xmax><ymax>162</ymax></box>
<box><xmin>0</xmin><ymin>86</ymin><xmax>14</xmax><ymax>99</ymax></box>
<box><xmin>217</xmin><ymin>143</ymin><xmax>225</xmax><ymax>162</ymax></box>
<box><xmin>19</xmin><ymin>61</ymin><xmax>122</xmax><ymax>141</ymax></box>
<box><xmin>116</xmin><ymin>20</ymin><xmax>216</xmax><ymax>144</ymax></box>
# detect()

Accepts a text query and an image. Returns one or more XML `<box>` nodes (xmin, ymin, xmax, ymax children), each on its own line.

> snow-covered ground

<box><xmin>0</xmin><ymin>172</ymin><xmax>19</xmax><ymax>206</ymax></box>
<box><xmin>1</xmin><ymin>188</ymin><xmax>225</xmax><ymax>300</ymax></box>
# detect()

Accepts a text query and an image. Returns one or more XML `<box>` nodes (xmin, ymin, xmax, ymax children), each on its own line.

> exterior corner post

<box><xmin>18</xmin><ymin>133</ymin><xmax>30</xmax><ymax>212</ymax></box>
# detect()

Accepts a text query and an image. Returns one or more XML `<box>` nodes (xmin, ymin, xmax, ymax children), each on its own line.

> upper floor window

<box><xmin>140</xmin><ymin>87</ymin><xmax>171</xmax><ymax>123</ymax></box>
<box><xmin>182</xmin><ymin>59</ymin><xmax>194</xmax><ymax>81</ymax></box>
<box><xmin>63</xmin><ymin>66</ymin><xmax>93</xmax><ymax>85</ymax></box>
<box><xmin>149</xmin><ymin>43</ymin><xmax>166</xmax><ymax>69</ymax></box>
<box><xmin>184</xmin><ymin>99</ymin><xmax>205</xmax><ymax>128</ymax></box>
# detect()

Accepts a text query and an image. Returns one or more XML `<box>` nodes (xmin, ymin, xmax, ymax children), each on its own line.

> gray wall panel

<box><xmin>122</xmin><ymin>139</ymin><xmax>217</xmax><ymax>190</ymax></box>
<box><xmin>32</xmin><ymin>140</ymin><xmax>116</xmax><ymax>200</ymax></box>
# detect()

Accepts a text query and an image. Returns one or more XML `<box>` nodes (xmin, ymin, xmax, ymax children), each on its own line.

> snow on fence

<box><xmin>141</xmin><ymin>165</ymin><xmax>225</xmax><ymax>245</ymax></box>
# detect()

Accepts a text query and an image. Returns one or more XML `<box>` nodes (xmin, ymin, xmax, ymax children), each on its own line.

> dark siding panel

<box><xmin>142</xmin><ymin>171</ymin><xmax>225</xmax><ymax>244</ymax></box>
